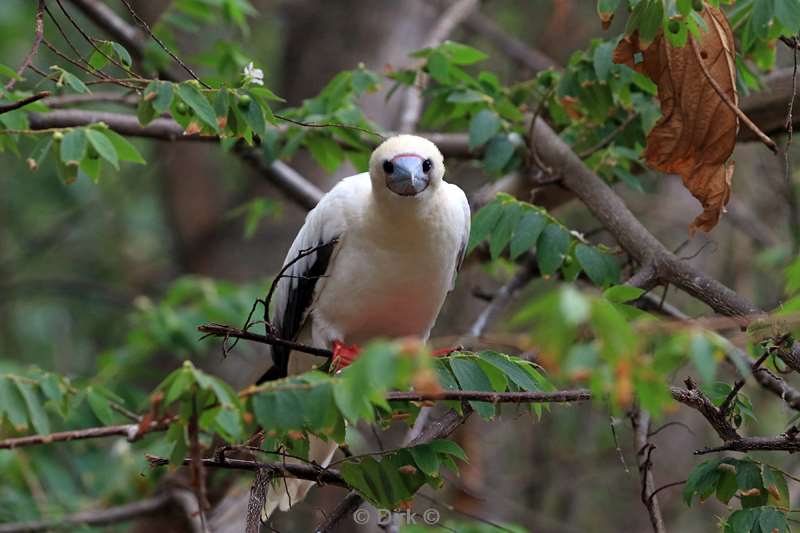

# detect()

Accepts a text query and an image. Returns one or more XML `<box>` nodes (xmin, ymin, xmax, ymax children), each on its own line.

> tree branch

<box><xmin>0</xmin><ymin>91</ymin><xmax>50</xmax><ymax>115</ymax></box>
<box><xmin>462</xmin><ymin>12</ymin><xmax>558</xmax><ymax>72</ymax></box>
<box><xmin>632</xmin><ymin>409</ymin><xmax>666</xmax><ymax>533</ymax></box>
<box><xmin>4</xmin><ymin>0</ymin><xmax>45</xmax><ymax>92</ymax></box>
<box><xmin>0</xmin><ymin>419</ymin><xmax>172</xmax><ymax>450</ymax></box>
<box><xmin>0</xmin><ymin>492</ymin><xmax>173</xmax><ymax>533</ymax></box>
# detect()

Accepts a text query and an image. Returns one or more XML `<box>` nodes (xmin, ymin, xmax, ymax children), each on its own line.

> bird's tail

<box><xmin>261</xmin><ymin>436</ymin><xmax>338</xmax><ymax>522</ymax></box>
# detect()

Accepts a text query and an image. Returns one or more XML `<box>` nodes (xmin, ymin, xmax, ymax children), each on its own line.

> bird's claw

<box><xmin>431</xmin><ymin>345</ymin><xmax>463</xmax><ymax>357</ymax></box>
<box><xmin>331</xmin><ymin>340</ymin><xmax>360</xmax><ymax>373</ymax></box>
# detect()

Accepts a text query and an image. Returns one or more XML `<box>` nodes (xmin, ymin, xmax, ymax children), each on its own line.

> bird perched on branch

<box><xmin>260</xmin><ymin>134</ymin><xmax>470</xmax><ymax>520</ymax></box>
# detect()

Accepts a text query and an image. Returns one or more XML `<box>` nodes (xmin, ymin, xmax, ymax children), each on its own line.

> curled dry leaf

<box><xmin>614</xmin><ymin>6</ymin><xmax>738</xmax><ymax>234</ymax></box>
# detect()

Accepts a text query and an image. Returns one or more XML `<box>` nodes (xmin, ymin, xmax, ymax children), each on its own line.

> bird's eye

<box><xmin>382</xmin><ymin>160</ymin><xmax>394</xmax><ymax>174</ymax></box>
<box><xmin>422</xmin><ymin>159</ymin><xmax>432</xmax><ymax>173</ymax></box>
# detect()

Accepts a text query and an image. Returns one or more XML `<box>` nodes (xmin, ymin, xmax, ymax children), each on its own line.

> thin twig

<box><xmin>4</xmin><ymin>0</ymin><xmax>45</xmax><ymax>92</ymax></box>
<box><xmin>0</xmin><ymin>418</ymin><xmax>172</xmax><ymax>450</ymax></box>
<box><xmin>117</xmin><ymin>0</ymin><xmax>210</xmax><ymax>87</ymax></box>
<box><xmin>577</xmin><ymin>112</ymin><xmax>637</xmax><ymax>159</ymax></box>
<box><xmin>632</xmin><ymin>409</ymin><xmax>667</xmax><ymax>533</ymax></box>
<box><xmin>0</xmin><ymin>91</ymin><xmax>50</xmax><ymax>115</ymax></box>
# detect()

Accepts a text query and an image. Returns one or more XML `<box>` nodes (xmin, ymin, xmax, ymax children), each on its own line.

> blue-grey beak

<box><xmin>386</xmin><ymin>155</ymin><xmax>430</xmax><ymax>196</ymax></box>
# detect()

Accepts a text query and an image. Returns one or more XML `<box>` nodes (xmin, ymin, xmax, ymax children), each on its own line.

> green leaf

<box><xmin>575</xmin><ymin>244</ymin><xmax>609</xmax><ymax>286</ymax></box>
<box><xmin>340</xmin><ymin>452</ymin><xmax>427</xmax><ymax>508</ymax></box>
<box><xmin>87</xmin><ymin>388</ymin><xmax>115</xmax><ymax>425</ymax></box>
<box><xmin>426</xmin><ymin>439</ymin><xmax>467</xmax><ymax>461</ymax></box>
<box><xmin>15</xmin><ymin>381</ymin><xmax>49</xmax><ymax>435</ymax></box>
<box><xmin>603</xmin><ymin>285</ymin><xmax>645</xmax><ymax>303</ymax></box>
<box><xmin>111</xmin><ymin>42</ymin><xmax>132</xmax><ymax>67</ymax></box>
<box><xmin>306</xmin><ymin>134</ymin><xmax>345</xmax><ymax>173</ymax></box>
<box><xmin>85</xmin><ymin>129</ymin><xmax>119</xmax><ymax>169</ymax></box>
<box><xmin>137</xmin><ymin>97</ymin><xmax>156</xmax><ymax>126</ymax></box>
<box><xmin>510</xmin><ymin>210</ymin><xmax>546</xmax><ymax>260</ymax></box>
<box><xmin>776</xmin><ymin>0</ymin><xmax>800</xmax><ymax>34</ymax></box>
<box><xmin>683</xmin><ymin>458</ymin><xmax>723</xmax><ymax>506</ymax></box>
<box><xmin>483</xmin><ymin>135</ymin><xmax>515</xmax><ymax>174</ymax></box>
<box><xmin>726</xmin><ymin>508</ymin><xmax>758</xmax><ymax>533</ymax></box>
<box><xmin>489</xmin><ymin>203</ymin><xmax>522</xmax><ymax>260</ymax></box>
<box><xmin>758</xmin><ymin>507</ymin><xmax>789</xmax><ymax>533</ymax></box>
<box><xmin>440</xmin><ymin>41</ymin><xmax>487</xmax><ymax>64</ymax></box>
<box><xmin>449</xmin><ymin>357</ymin><xmax>495</xmax><ymax>420</ymax></box>
<box><xmin>469</xmin><ymin>109</ymin><xmax>501</xmax><ymax>149</ymax></box>
<box><xmin>716</xmin><ymin>467</ymin><xmax>738</xmax><ymax>504</ymax></box>
<box><xmin>62</xmin><ymin>71</ymin><xmax>90</xmax><ymax>94</ymax></box>
<box><xmin>152</xmin><ymin>82</ymin><xmax>174</xmax><ymax>115</ymax></box>
<box><xmin>167</xmin><ymin>422</ymin><xmax>187</xmax><ymax>467</ymax></box>
<box><xmin>176</xmin><ymin>83</ymin><xmax>219</xmax><ymax>132</ymax></box>
<box><xmin>593</xmin><ymin>41</ymin><xmax>615</xmax><ymax>80</ymax></box>
<box><xmin>408</xmin><ymin>444</ymin><xmax>440</xmax><ymax>477</ymax></box>
<box><xmin>736</xmin><ymin>460</ymin><xmax>768</xmax><ymax>508</ymax></box>
<box><xmin>427</xmin><ymin>50</ymin><xmax>450</xmax><ymax>84</ymax></box>
<box><xmin>597</xmin><ymin>0</ymin><xmax>621</xmax><ymax>24</ymax></box>
<box><xmin>60</xmin><ymin>129</ymin><xmax>87</xmax><ymax>166</ymax></box>
<box><xmin>0</xmin><ymin>377</ymin><xmax>29</xmax><ymax>430</ymax></box>
<box><xmin>537</xmin><ymin>224</ymin><xmax>569</xmax><ymax>276</ymax></box>
<box><xmin>764</xmin><ymin>465</ymin><xmax>790</xmax><ymax>507</ymax></box>
<box><xmin>467</xmin><ymin>200</ymin><xmax>503</xmax><ymax>253</ymax></box>
<box><xmin>102</xmin><ymin>129</ymin><xmax>145</xmax><ymax>164</ymax></box>
<box><xmin>479</xmin><ymin>352</ymin><xmax>542</xmax><ymax>392</ymax></box>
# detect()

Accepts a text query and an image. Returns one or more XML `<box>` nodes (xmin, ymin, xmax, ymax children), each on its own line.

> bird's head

<box><xmin>369</xmin><ymin>135</ymin><xmax>444</xmax><ymax>199</ymax></box>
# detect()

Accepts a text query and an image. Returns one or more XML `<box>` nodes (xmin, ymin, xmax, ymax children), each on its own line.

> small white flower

<box><xmin>243</xmin><ymin>62</ymin><xmax>264</xmax><ymax>86</ymax></box>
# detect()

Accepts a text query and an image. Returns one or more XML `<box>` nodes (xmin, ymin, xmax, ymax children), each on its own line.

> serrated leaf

<box><xmin>478</xmin><ymin>352</ymin><xmax>541</xmax><ymax>392</ymax></box>
<box><xmin>440</xmin><ymin>41</ymin><xmax>487</xmax><ymax>65</ymax></box>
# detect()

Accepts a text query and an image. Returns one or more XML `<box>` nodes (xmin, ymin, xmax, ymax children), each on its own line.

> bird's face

<box><xmin>369</xmin><ymin>135</ymin><xmax>445</xmax><ymax>199</ymax></box>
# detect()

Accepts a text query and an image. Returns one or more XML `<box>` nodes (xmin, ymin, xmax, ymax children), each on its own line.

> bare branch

<box><xmin>632</xmin><ymin>409</ymin><xmax>666</xmax><ymax>533</ymax></box>
<box><xmin>695</xmin><ymin>434</ymin><xmax>800</xmax><ymax>454</ymax></box>
<box><xmin>0</xmin><ymin>91</ymin><xmax>50</xmax><ymax>115</ymax></box>
<box><xmin>0</xmin><ymin>418</ymin><xmax>172</xmax><ymax>450</ymax></box>
<box><xmin>4</xmin><ymin>0</ymin><xmax>45</xmax><ymax>93</ymax></box>
<box><xmin>0</xmin><ymin>492</ymin><xmax>172</xmax><ymax>533</ymax></box>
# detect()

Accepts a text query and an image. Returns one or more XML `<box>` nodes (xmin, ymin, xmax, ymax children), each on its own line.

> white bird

<box><xmin>260</xmin><ymin>134</ymin><xmax>470</xmax><ymax>520</ymax></box>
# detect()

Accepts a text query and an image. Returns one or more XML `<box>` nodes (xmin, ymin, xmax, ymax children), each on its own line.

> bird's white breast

<box><xmin>310</xmin><ymin>186</ymin><xmax>463</xmax><ymax>346</ymax></box>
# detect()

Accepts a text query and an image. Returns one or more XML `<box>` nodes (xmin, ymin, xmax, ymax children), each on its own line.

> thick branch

<box><xmin>695</xmin><ymin>434</ymin><xmax>800</xmax><ymax>455</ymax></box>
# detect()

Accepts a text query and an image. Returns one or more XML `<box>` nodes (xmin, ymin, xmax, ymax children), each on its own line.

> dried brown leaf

<box><xmin>614</xmin><ymin>6</ymin><xmax>738</xmax><ymax>233</ymax></box>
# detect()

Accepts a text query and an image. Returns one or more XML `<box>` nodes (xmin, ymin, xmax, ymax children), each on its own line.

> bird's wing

<box><xmin>266</xmin><ymin>175</ymin><xmax>367</xmax><ymax>379</ymax></box>
<box><xmin>448</xmin><ymin>182</ymin><xmax>471</xmax><ymax>291</ymax></box>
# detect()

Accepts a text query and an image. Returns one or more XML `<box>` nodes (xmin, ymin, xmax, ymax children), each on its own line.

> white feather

<box><xmin>262</xmin><ymin>135</ymin><xmax>469</xmax><ymax>520</ymax></box>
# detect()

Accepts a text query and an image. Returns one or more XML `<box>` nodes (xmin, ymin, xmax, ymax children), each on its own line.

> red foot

<box><xmin>331</xmin><ymin>340</ymin><xmax>361</xmax><ymax>372</ymax></box>
<box><xmin>431</xmin><ymin>346</ymin><xmax>462</xmax><ymax>357</ymax></box>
